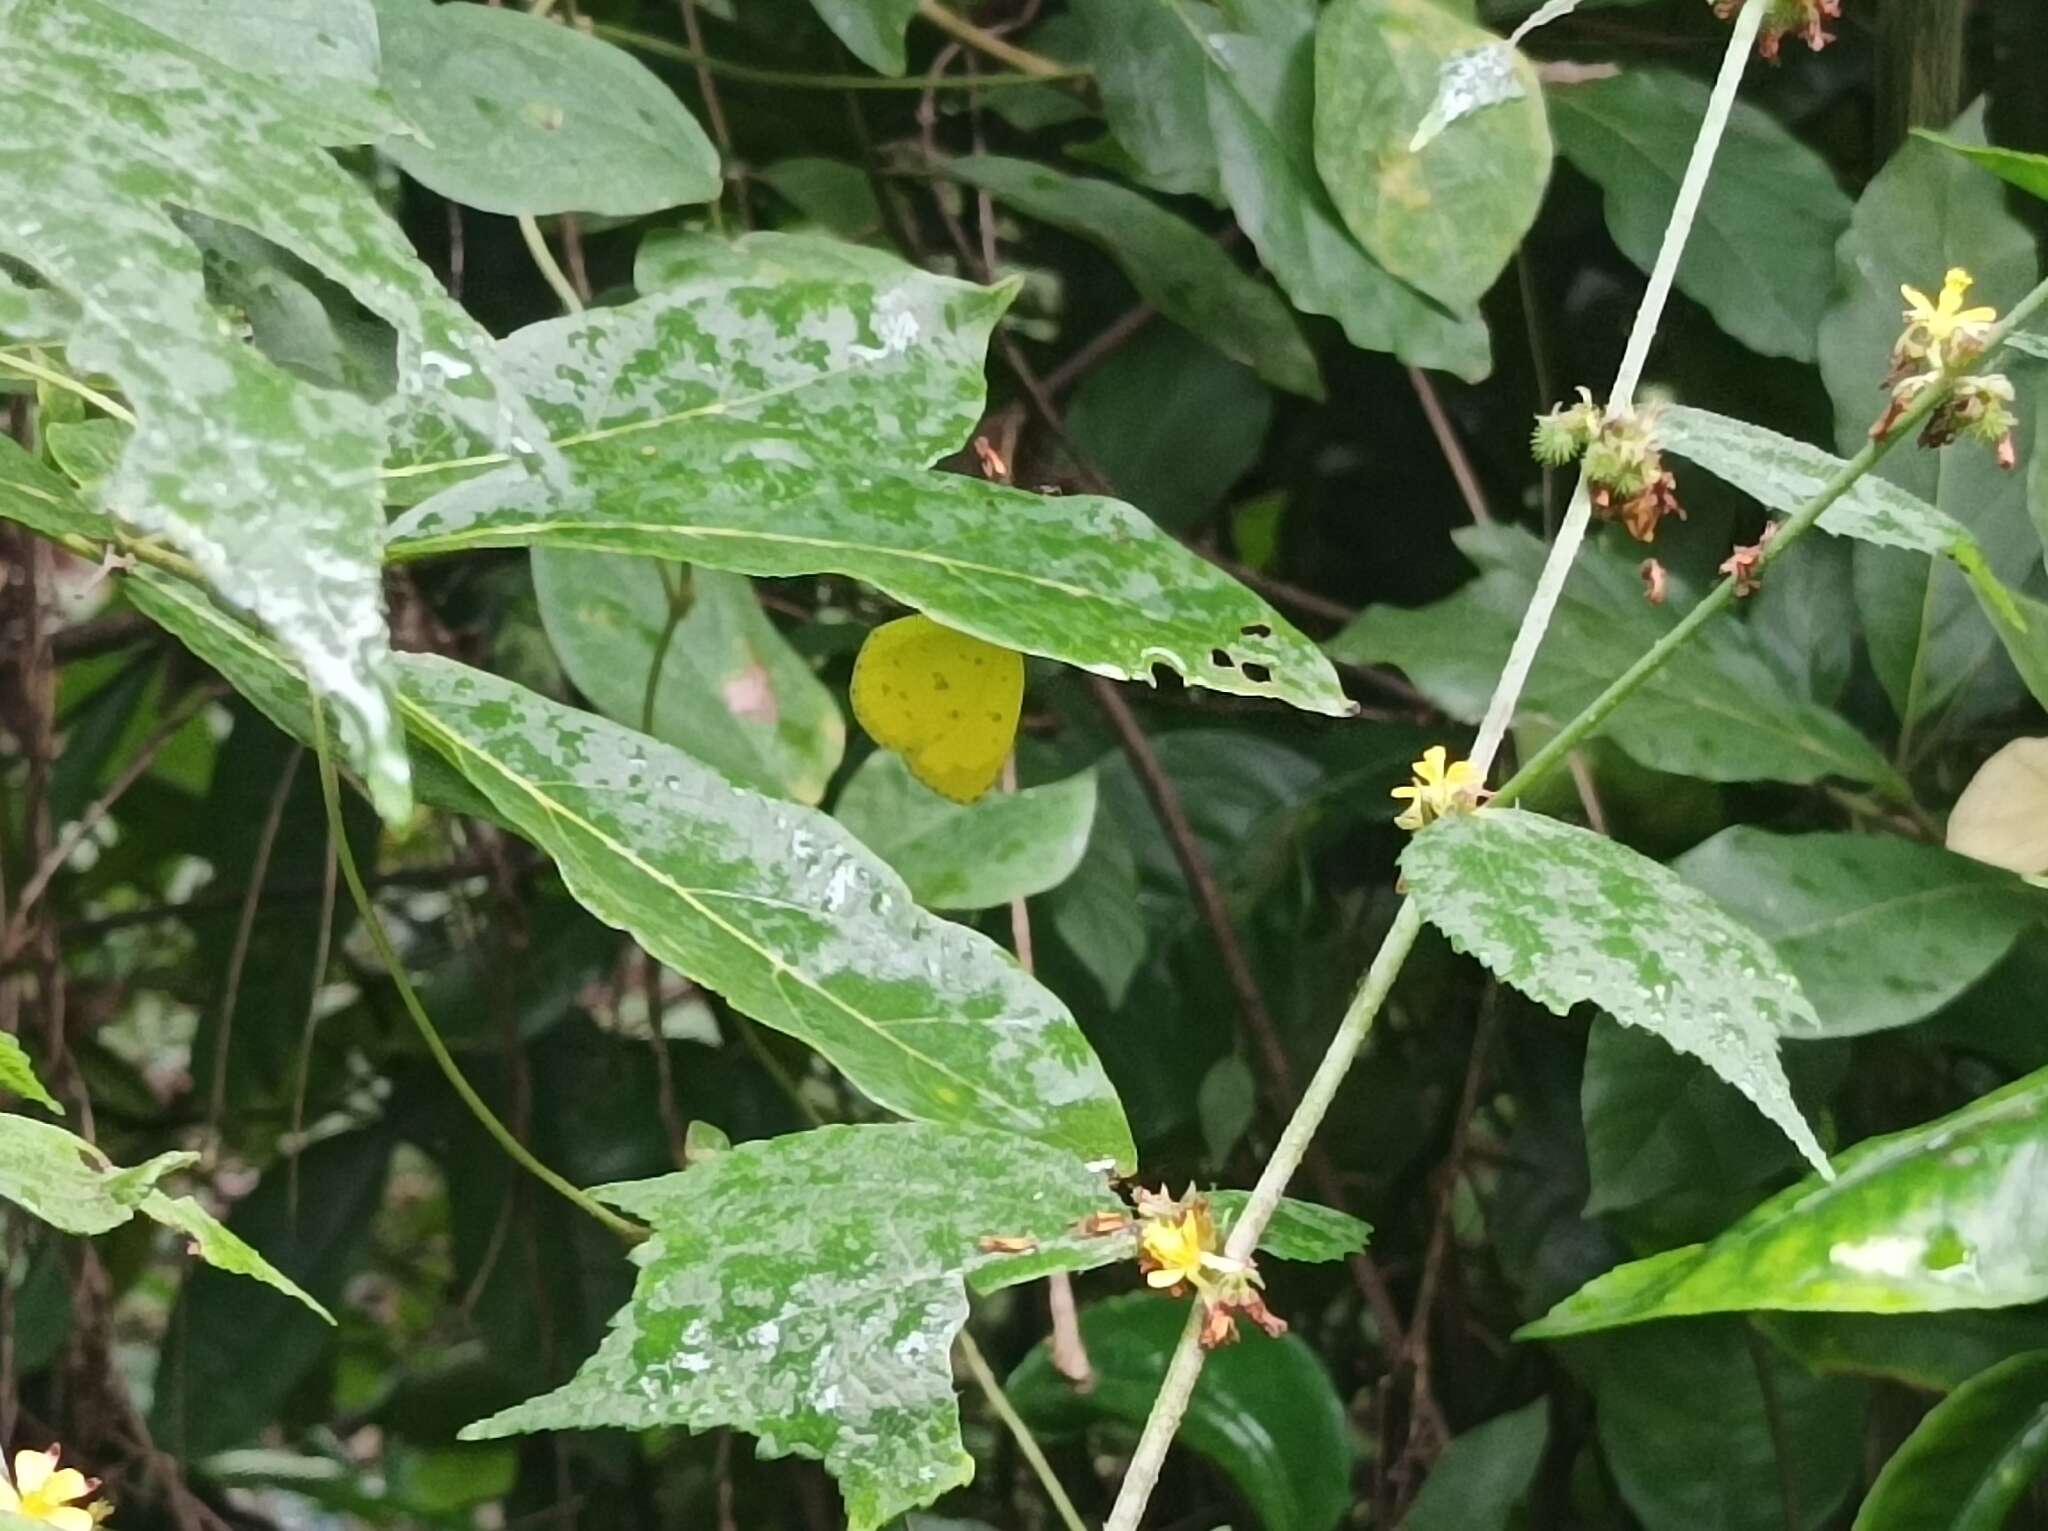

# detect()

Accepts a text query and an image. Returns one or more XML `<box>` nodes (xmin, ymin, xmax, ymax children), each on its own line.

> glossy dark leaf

<box><xmin>1402</xmin><ymin>1399</ymin><xmax>1548</xmax><ymax>1531</ymax></box>
<box><xmin>1524</xmin><ymin>1067</ymin><xmax>2048</xmax><ymax>1339</ymax></box>
<box><xmin>1853</xmin><ymin>1351</ymin><xmax>2048</xmax><ymax>1530</ymax></box>
<box><xmin>1008</xmin><ymin>1292</ymin><xmax>1355</xmax><ymax>1531</ymax></box>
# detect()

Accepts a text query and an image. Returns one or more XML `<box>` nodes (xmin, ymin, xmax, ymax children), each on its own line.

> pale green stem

<box><xmin>0</xmin><ymin>348</ymin><xmax>136</xmax><ymax>425</ymax></box>
<box><xmin>518</xmin><ymin>214</ymin><xmax>585</xmax><ymax>315</ymax></box>
<box><xmin>594</xmin><ymin>22</ymin><xmax>1089</xmax><ymax>90</ymax></box>
<box><xmin>956</xmin><ymin>1330</ymin><xmax>1090</xmax><ymax>1531</ymax></box>
<box><xmin>308</xmin><ymin>701</ymin><xmax>646</xmax><ymax>1244</ymax></box>
<box><xmin>1469</xmin><ymin>0</ymin><xmax>1764</xmax><ymax>776</ymax></box>
<box><xmin>1104</xmin><ymin>8</ymin><xmax>1767</xmax><ymax>1527</ymax></box>
<box><xmin>914</xmin><ymin>0</ymin><xmax>1073</xmax><ymax>79</ymax></box>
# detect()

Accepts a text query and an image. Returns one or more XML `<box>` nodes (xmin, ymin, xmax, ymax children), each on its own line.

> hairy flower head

<box><xmin>1392</xmin><ymin>746</ymin><xmax>1486</xmax><ymax>832</ymax></box>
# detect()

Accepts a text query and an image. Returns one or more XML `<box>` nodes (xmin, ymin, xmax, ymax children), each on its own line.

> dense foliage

<box><xmin>3</xmin><ymin>1</ymin><xmax>2048</xmax><ymax>1529</ymax></box>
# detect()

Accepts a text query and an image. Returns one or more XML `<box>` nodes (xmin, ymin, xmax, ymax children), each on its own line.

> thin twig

<box><xmin>1564</xmin><ymin>750</ymin><xmax>1609</xmax><ymax>835</ymax></box>
<box><xmin>0</xmin><ymin>349</ymin><xmax>135</xmax><ymax>424</ymax></box>
<box><xmin>286</xmin><ymin>828</ymin><xmax>339</xmax><ymax>1220</ymax></box>
<box><xmin>2</xmin><ymin>683</ymin><xmax>223</xmax><ymax>956</ymax></box>
<box><xmin>518</xmin><ymin>215</ymin><xmax>585</xmax><ymax>315</ymax></box>
<box><xmin>595</xmin><ymin>22</ymin><xmax>1089</xmax><ymax>89</ymax></box>
<box><xmin>915</xmin><ymin>0</ymin><xmax>1074</xmax><ymax>78</ymax></box>
<box><xmin>1407</xmin><ymin>367</ymin><xmax>1491</xmax><ymax>525</ymax></box>
<box><xmin>205</xmin><ymin>746</ymin><xmax>305</xmax><ymax>1142</ymax></box>
<box><xmin>1746</xmin><ymin>1322</ymin><xmax>1801</xmax><ymax>1531</ymax></box>
<box><xmin>956</xmin><ymin>1331</ymin><xmax>1091</xmax><ymax>1531</ymax></box>
<box><xmin>1042</xmin><ymin>302</ymin><xmax>1159</xmax><ymax>397</ymax></box>
<box><xmin>677</xmin><ymin>0</ymin><xmax>750</xmax><ymax>229</ymax></box>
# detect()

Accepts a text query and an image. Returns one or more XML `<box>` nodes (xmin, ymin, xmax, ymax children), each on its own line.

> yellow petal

<box><xmin>1415</xmin><ymin>745</ymin><xmax>1447</xmax><ymax>783</ymax></box>
<box><xmin>15</xmin><ymin>1452</ymin><xmax>54</xmax><ymax>1497</ymax></box>
<box><xmin>1145</xmin><ymin>1268</ymin><xmax>1182</xmax><ymax>1289</ymax></box>
<box><xmin>44</xmin><ymin>1508</ymin><xmax>95</xmax><ymax>1531</ymax></box>
<box><xmin>40</xmin><ymin>1470</ymin><xmax>89</xmax><ymax>1505</ymax></box>
<box><xmin>1900</xmin><ymin>284</ymin><xmax>1933</xmax><ymax>313</ymax></box>
<box><xmin>1959</xmin><ymin>305</ymin><xmax>1997</xmax><ymax>325</ymax></box>
<box><xmin>0</xmin><ymin>1480</ymin><xmax>21</xmax><ymax>1513</ymax></box>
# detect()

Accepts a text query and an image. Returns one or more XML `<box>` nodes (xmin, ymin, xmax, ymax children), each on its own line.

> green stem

<box><xmin>308</xmin><ymin>701</ymin><xmax>647</xmax><ymax>1244</ymax></box>
<box><xmin>913</xmin><ymin>0</ymin><xmax>1075</xmax><ymax>79</ymax></box>
<box><xmin>1495</xmin><ymin>273</ymin><xmax>2048</xmax><ymax>807</ymax></box>
<box><xmin>594</xmin><ymin>22</ymin><xmax>1089</xmax><ymax>90</ymax></box>
<box><xmin>518</xmin><ymin>215</ymin><xmax>585</xmax><ymax>315</ymax></box>
<box><xmin>956</xmin><ymin>1330</ymin><xmax>1090</xmax><ymax>1531</ymax></box>
<box><xmin>0</xmin><ymin>349</ymin><xmax>135</xmax><ymax>425</ymax></box>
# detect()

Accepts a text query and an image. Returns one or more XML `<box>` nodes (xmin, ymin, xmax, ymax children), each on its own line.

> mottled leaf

<box><xmin>1332</xmin><ymin>525</ymin><xmax>1902</xmax><ymax>790</ymax></box>
<box><xmin>1193</xmin><ymin>0</ymin><xmax>1493</xmax><ymax>380</ymax></box>
<box><xmin>461</xmin><ymin>1123</ymin><xmax>1126</xmax><ymax>1531</ymax></box>
<box><xmin>370</xmin><ymin>0</ymin><xmax>718</xmax><ymax>217</ymax></box>
<box><xmin>1403</xmin><ymin>809</ymin><xmax>1830</xmax><ymax>1174</ymax></box>
<box><xmin>1403</xmin><ymin>1399</ymin><xmax>1548</xmax><ymax>1531</ymax></box>
<box><xmin>1522</xmin><ymin>1066</ymin><xmax>2048</xmax><ymax>1339</ymax></box>
<box><xmin>1817</xmin><ymin>108</ymin><xmax>2044</xmax><ymax>733</ymax></box>
<box><xmin>1854</xmin><ymin>1351</ymin><xmax>2048</xmax><ymax>1531</ymax></box>
<box><xmin>1551</xmin><ymin>71</ymin><xmax>1850</xmax><ymax>362</ymax></box>
<box><xmin>946</xmin><ymin>155</ymin><xmax>1321</xmax><ymax>398</ymax></box>
<box><xmin>1673</xmin><ymin>828</ymin><xmax>2037</xmax><ymax>1038</ymax></box>
<box><xmin>534</xmin><ymin>549</ymin><xmax>844</xmax><ymax>803</ymax></box>
<box><xmin>139</xmin><ymin>1191</ymin><xmax>334</xmax><ymax>1322</ymax></box>
<box><xmin>396</xmin><ymin>653</ymin><xmax>1135</xmax><ymax>1167</ymax></box>
<box><xmin>0</xmin><ymin>1034</ymin><xmax>61</xmax><ymax>1114</ymax></box>
<box><xmin>1314</xmin><ymin>0</ymin><xmax>1549</xmax><ymax>310</ymax></box>
<box><xmin>0</xmin><ymin>1115</ymin><xmax>190</xmax><ymax>1235</ymax></box>
<box><xmin>387</xmin><ymin>231</ymin><xmax>1009</xmax><ymax>499</ymax></box>
<box><xmin>1</xmin><ymin>0</ymin><xmax>553</xmax><ymax>825</ymax></box>
<box><xmin>1008</xmin><ymin>1292</ymin><xmax>1355</xmax><ymax>1531</ymax></box>
<box><xmin>836</xmin><ymin>752</ymin><xmax>1095</xmax><ymax>911</ymax></box>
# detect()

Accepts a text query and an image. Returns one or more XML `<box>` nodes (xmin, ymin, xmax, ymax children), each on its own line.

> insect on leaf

<box><xmin>852</xmin><ymin>615</ymin><xmax>1024</xmax><ymax>804</ymax></box>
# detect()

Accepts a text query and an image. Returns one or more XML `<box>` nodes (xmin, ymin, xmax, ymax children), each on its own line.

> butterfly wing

<box><xmin>1948</xmin><ymin>737</ymin><xmax>2048</xmax><ymax>876</ymax></box>
<box><xmin>851</xmin><ymin>615</ymin><xmax>1023</xmax><ymax>804</ymax></box>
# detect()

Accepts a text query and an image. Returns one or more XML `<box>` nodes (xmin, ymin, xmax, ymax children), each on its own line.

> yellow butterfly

<box><xmin>851</xmin><ymin>614</ymin><xmax>1023</xmax><ymax>804</ymax></box>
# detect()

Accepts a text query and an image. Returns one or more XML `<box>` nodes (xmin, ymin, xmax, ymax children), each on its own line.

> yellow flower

<box><xmin>1900</xmin><ymin>267</ymin><xmax>1998</xmax><ymax>366</ymax></box>
<box><xmin>1391</xmin><ymin>746</ymin><xmax>1486</xmax><ymax>831</ymax></box>
<box><xmin>0</xmin><ymin>1446</ymin><xmax>103</xmax><ymax>1531</ymax></box>
<box><xmin>1136</xmin><ymin>1199</ymin><xmax>1241</xmax><ymax>1296</ymax></box>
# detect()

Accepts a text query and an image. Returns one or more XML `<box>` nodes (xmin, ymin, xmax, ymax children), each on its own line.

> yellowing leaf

<box><xmin>851</xmin><ymin>615</ymin><xmax>1022</xmax><ymax>804</ymax></box>
<box><xmin>1948</xmin><ymin>738</ymin><xmax>2048</xmax><ymax>876</ymax></box>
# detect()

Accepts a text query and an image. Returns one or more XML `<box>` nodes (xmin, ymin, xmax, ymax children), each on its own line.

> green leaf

<box><xmin>1210</xmin><ymin>1191</ymin><xmax>1371</xmax><ymax>1264</ymax></box>
<box><xmin>1974</xmin><ymin>580</ymin><xmax>2048</xmax><ymax>717</ymax></box>
<box><xmin>388</xmin><ymin>231</ymin><xmax>1010</xmax><ymax>500</ymax></box>
<box><xmin>1066</xmin><ymin>324</ymin><xmax>1275</xmax><ymax>532</ymax></box>
<box><xmin>0</xmin><ymin>1115</ymin><xmax>190</xmax><ymax>1235</ymax></box>
<box><xmin>1522</xmin><ymin>1065</ymin><xmax>2048</xmax><ymax>1339</ymax></box>
<box><xmin>0</xmin><ymin>271</ymin><xmax>76</xmax><ymax>342</ymax></box>
<box><xmin>804</xmin><ymin>0</ymin><xmax>920</xmax><ymax>75</ymax></box>
<box><xmin>1673</xmin><ymin>828</ymin><xmax>2036</xmax><ymax>1038</ymax></box>
<box><xmin>945</xmin><ymin>155</ymin><xmax>1321</xmax><ymax>398</ymax></box>
<box><xmin>1913</xmin><ymin>129</ymin><xmax>2048</xmax><ymax>204</ymax></box>
<box><xmin>1313</xmin><ymin>0</ymin><xmax>1550</xmax><ymax>311</ymax></box>
<box><xmin>1402</xmin><ymin>1399</ymin><xmax>1549</xmax><ymax>1531</ymax></box>
<box><xmin>2</xmin><ymin>0</ymin><xmax>553</xmax><ymax>827</ymax></box>
<box><xmin>461</xmin><ymin>1123</ymin><xmax>1127</xmax><ymax>1531</ymax></box>
<box><xmin>1192</xmin><ymin>0</ymin><xmax>1493</xmax><ymax>380</ymax></box>
<box><xmin>1854</xmin><ymin>1351</ymin><xmax>2048</xmax><ymax>1531</ymax></box>
<box><xmin>755</xmin><ymin>158</ymin><xmax>884</xmax><ymax>241</ymax></box>
<box><xmin>1817</xmin><ymin>108</ymin><xmax>2044</xmax><ymax>733</ymax></box>
<box><xmin>139</xmin><ymin>1191</ymin><xmax>334</xmax><ymax>1322</ymax></box>
<box><xmin>1582</xmin><ymin>1016</ymin><xmax>1808</xmax><ymax>1216</ymax></box>
<box><xmin>390</xmin><ymin>426</ymin><xmax>1349</xmax><ymax>718</ymax></box>
<box><xmin>0</xmin><ymin>1033</ymin><xmax>61</xmax><ymax>1114</ymax></box>
<box><xmin>1332</xmin><ymin>525</ymin><xmax>1902</xmax><ymax>790</ymax></box>
<box><xmin>1661</xmin><ymin>405</ymin><xmax>1975</xmax><ymax>559</ymax></box>
<box><xmin>1071</xmin><ymin>0</ymin><xmax>1218</xmax><ymax>198</ymax></box>
<box><xmin>1044</xmin><ymin>813</ymin><xmax>1146</xmax><ymax>1007</ymax></box>
<box><xmin>835</xmin><ymin>752</ymin><xmax>1096</xmax><ymax>911</ymax></box>
<box><xmin>1402</xmin><ymin>808</ymin><xmax>1830</xmax><ymax>1175</ymax></box>
<box><xmin>369</xmin><ymin>0</ymin><xmax>718</xmax><ymax>216</ymax></box>
<box><xmin>1568</xmin><ymin>1317</ymin><xmax>1865</xmax><ymax>1531</ymax></box>
<box><xmin>1008</xmin><ymin>1292</ymin><xmax>1355</xmax><ymax>1531</ymax></box>
<box><xmin>396</xmin><ymin>653</ymin><xmax>1136</xmax><ymax>1168</ymax></box>
<box><xmin>1761</xmin><ymin>1309</ymin><xmax>2048</xmax><ymax>1393</ymax></box>
<box><xmin>1551</xmin><ymin>71</ymin><xmax>1851</xmax><ymax>362</ymax></box>
<box><xmin>534</xmin><ymin>550</ymin><xmax>844</xmax><ymax>804</ymax></box>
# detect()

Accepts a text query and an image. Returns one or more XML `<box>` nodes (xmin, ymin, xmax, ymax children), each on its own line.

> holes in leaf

<box><xmin>1240</xmin><ymin>662</ymin><xmax>1272</xmax><ymax>685</ymax></box>
<box><xmin>1210</xmin><ymin>648</ymin><xmax>1236</xmax><ymax>670</ymax></box>
<box><xmin>1240</xmin><ymin>623</ymin><xmax>1272</xmax><ymax>638</ymax></box>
